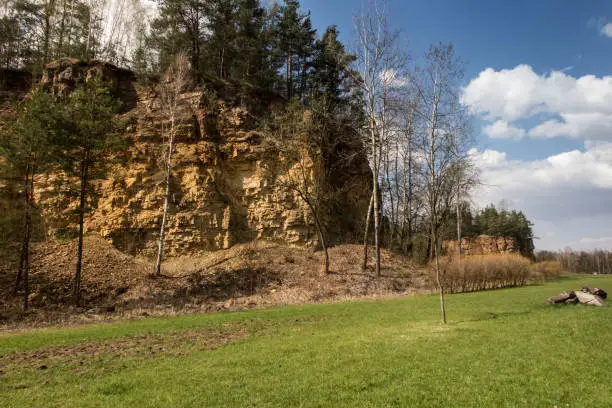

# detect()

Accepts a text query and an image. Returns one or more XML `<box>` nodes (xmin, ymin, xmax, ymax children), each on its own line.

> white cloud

<box><xmin>601</xmin><ymin>23</ymin><xmax>612</xmax><ymax>37</ymax></box>
<box><xmin>462</xmin><ymin>65</ymin><xmax>612</xmax><ymax>141</ymax></box>
<box><xmin>471</xmin><ymin>143</ymin><xmax>612</xmax><ymax>250</ymax></box>
<box><xmin>527</xmin><ymin>112</ymin><xmax>612</xmax><ymax>139</ymax></box>
<box><xmin>483</xmin><ymin>120</ymin><xmax>526</xmax><ymax>139</ymax></box>
<box><xmin>468</xmin><ymin>148</ymin><xmax>508</xmax><ymax>169</ymax></box>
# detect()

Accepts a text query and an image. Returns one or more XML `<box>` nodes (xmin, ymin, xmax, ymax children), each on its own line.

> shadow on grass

<box><xmin>458</xmin><ymin>310</ymin><xmax>533</xmax><ymax>323</ymax></box>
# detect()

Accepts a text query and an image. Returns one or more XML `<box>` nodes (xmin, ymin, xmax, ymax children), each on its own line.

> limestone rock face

<box><xmin>444</xmin><ymin>235</ymin><xmax>519</xmax><ymax>256</ymax></box>
<box><xmin>32</xmin><ymin>61</ymin><xmax>371</xmax><ymax>256</ymax></box>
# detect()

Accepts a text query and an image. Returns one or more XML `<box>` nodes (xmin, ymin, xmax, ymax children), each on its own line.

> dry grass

<box><xmin>434</xmin><ymin>254</ymin><xmax>533</xmax><ymax>293</ymax></box>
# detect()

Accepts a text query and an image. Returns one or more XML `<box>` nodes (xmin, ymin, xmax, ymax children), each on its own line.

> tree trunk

<box><xmin>155</xmin><ymin>131</ymin><xmax>175</xmax><ymax>276</ymax></box>
<box><xmin>42</xmin><ymin>0</ymin><xmax>55</xmax><ymax>65</ymax></box>
<box><xmin>362</xmin><ymin>191</ymin><xmax>374</xmax><ymax>270</ymax></box>
<box><xmin>406</xmin><ymin>136</ymin><xmax>413</xmax><ymax>254</ymax></box>
<box><xmin>219</xmin><ymin>47</ymin><xmax>225</xmax><ymax>78</ymax></box>
<box><xmin>373</xmin><ymin>180</ymin><xmax>381</xmax><ymax>277</ymax></box>
<box><xmin>287</xmin><ymin>45</ymin><xmax>293</xmax><ymax>99</ymax></box>
<box><xmin>22</xmin><ymin>198</ymin><xmax>31</xmax><ymax>311</ymax></box>
<box><xmin>433</xmin><ymin>229</ymin><xmax>446</xmax><ymax>323</ymax></box>
<box><xmin>14</xmin><ymin>169</ymin><xmax>29</xmax><ymax>293</ymax></box>
<box><xmin>456</xmin><ymin>201</ymin><xmax>462</xmax><ymax>257</ymax></box>
<box><xmin>454</xmin><ymin>138</ymin><xmax>462</xmax><ymax>257</ymax></box>
<box><xmin>74</xmin><ymin>151</ymin><xmax>89</xmax><ymax>306</ymax></box>
<box><xmin>16</xmin><ymin>170</ymin><xmax>33</xmax><ymax>310</ymax></box>
<box><xmin>368</xmin><ymin>111</ymin><xmax>381</xmax><ymax>277</ymax></box>
<box><xmin>303</xmin><ymin>197</ymin><xmax>329</xmax><ymax>275</ymax></box>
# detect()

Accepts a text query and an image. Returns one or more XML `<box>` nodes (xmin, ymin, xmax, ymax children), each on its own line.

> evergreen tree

<box><xmin>0</xmin><ymin>0</ymin><xmax>43</xmax><ymax>71</ymax></box>
<box><xmin>232</xmin><ymin>0</ymin><xmax>270</xmax><ymax>84</ymax></box>
<box><xmin>52</xmin><ymin>0</ymin><xmax>94</xmax><ymax>61</ymax></box>
<box><xmin>310</xmin><ymin>25</ymin><xmax>360</xmax><ymax>116</ymax></box>
<box><xmin>59</xmin><ymin>76</ymin><xmax>123</xmax><ymax>306</ymax></box>
<box><xmin>205</xmin><ymin>0</ymin><xmax>238</xmax><ymax>78</ymax></box>
<box><xmin>150</xmin><ymin>0</ymin><xmax>210</xmax><ymax>76</ymax></box>
<box><xmin>0</xmin><ymin>87</ymin><xmax>59</xmax><ymax>310</ymax></box>
<box><xmin>270</xmin><ymin>0</ymin><xmax>315</xmax><ymax>99</ymax></box>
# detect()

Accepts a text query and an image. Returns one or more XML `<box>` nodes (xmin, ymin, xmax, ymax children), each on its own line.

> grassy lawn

<box><xmin>1</xmin><ymin>275</ymin><xmax>611</xmax><ymax>407</ymax></box>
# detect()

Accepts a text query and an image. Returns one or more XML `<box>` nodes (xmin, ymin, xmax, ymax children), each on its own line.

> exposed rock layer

<box><xmin>444</xmin><ymin>235</ymin><xmax>520</xmax><ymax>257</ymax></box>
<box><xmin>27</xmin><ymin>60</ymin><xmax>371</xmax><ymax>256</ymax></box>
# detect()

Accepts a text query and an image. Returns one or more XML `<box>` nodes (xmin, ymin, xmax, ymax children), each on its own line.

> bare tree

<box><xmin>397</xmin><ymin>92</ymin><xmax>420</xmax><ymax>253</ymax></box>
<box><xmin>264</xmin><ymin>101</ymin><xmax>332</xmax><ymax>274</ymax></box>
<box><xmin>154</xmin><ymin>53</ymin><xmax>191</xmax><ymax>276</ymax></box>
<box><xmin>414</xmin><ymin>43</ymin><xmax>465</xmax><ymax>323</ymax></box>
<box><xmin>448</xmin><ymin>102</ymin><xmax>478</xmax><ymax>257</ymax></box>
<box><xmin>353</xmin><ymin>0</ymin><xmax>404</xmax><ymax>276</ymax></box>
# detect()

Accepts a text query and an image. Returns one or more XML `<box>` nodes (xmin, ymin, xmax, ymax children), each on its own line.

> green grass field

<box><xmin>1</xmin><ymin>275</ymin><xmax>611</xmax><ymax>407</ymax></box>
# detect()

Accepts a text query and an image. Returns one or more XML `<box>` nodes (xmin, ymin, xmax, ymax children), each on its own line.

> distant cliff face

<box><xmin>444</xmin><ymin>235</ymin><xmax>522</xmax><ymax>257</ymax></box>
<box><xmin>27</xmin><ymin>60</ymin><xmax>371</xmax><ymax>256</ymax></box>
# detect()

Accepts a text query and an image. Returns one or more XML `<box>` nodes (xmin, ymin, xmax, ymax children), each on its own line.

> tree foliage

<box><xmin>58</xmin><ymin>76</ymin><xmax>123</xmax><ymax>305</ymax></box>
<box><xmin>0</xmin><ymin>86</ymin><xmax>60</xmax><ymax>309</ymax></box>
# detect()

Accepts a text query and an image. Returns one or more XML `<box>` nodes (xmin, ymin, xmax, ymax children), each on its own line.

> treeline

<box><xmin>1</xmin><ymin>0</ymin><xmax>360</xmax><ymax>104</ymax></box>
<box><xmin>537</xmin><ymin>249</ymin><xmax>612</xmax><ymax>275</ymax></box>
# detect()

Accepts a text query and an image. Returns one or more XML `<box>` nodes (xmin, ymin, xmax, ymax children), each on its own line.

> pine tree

<box><xmin>205</xmin><ymin>0</ymin><xmax>238</xmax><ymax>78</ymax></box>
<box><xmin>0</xmin><ymin>87</ymin><xmax>59</xmax><ymax>310</ymax></box>
<box><xmin>310</xmin><ymin>25</ymin><xmax>360</xmax><ymax>115</ymax></box>
<box><xmin>59</xmin><ymin>76</ymin><xmax>122</xmax><ymax>306</ymax></box>
<box><xmin>270</xmin><ymin>0</ymin><xmax>315</xmax><ymax>99</ymax></box>
<box><xmin>232</xmin><ymin>0</ymin><xmax>270</xmax><ymax>84</ymax></box>
<box><xmin>150</xmin><ymin>0</ymin><xmax>210</xmax><ymax>76</ymax></box>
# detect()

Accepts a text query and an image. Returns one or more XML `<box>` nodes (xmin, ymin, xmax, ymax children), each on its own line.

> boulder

<box><xmin>575</xmin><ymin>291</ymin><xmax>606</xmax><ymax>307</ymax></box>
<box><xmin>547</xmin><ymin>291</ymin><xmax>574</xmax><ymax>304</ymax></box>
<box><xmin>592</xmin><ymin>287</ymin><xmax>607</xmax><ymax>299</ymax></box>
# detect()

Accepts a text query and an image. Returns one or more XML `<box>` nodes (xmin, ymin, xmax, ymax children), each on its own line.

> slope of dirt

<box><xmin>0</xmin><ymin>234</ymin><xmax>429</xmax><ymax>330</ymax></box>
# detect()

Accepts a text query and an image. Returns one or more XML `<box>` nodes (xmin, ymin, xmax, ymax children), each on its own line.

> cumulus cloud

<box><xmin>468</xmin><ymin>148</ymin><xmax>508</xmax><ymax>169</ymax></box>
<box><xmin>601</xmin><ymin>23</ymin><xmax>612</xmax><ymax>37</ymax></box>
<box><xmin>483</xmin><ymin>120</ymin><xmax>526</xmax><ymax>139</ymax></box>
<box><xmin>462</xmin><ymin>65</ymin><xmax>612</xmax><ymax>141</ymax></box>
<box><xmin>470</xmin><ymin>142</ymin><xmax>612</xmax><ymax>250</ymax></box>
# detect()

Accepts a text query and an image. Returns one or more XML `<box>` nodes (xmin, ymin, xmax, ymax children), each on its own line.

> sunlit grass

<box><xmin>1</xmin><ymin>275</ymin><xmax>610</xmax><ymax>407</ymax></box>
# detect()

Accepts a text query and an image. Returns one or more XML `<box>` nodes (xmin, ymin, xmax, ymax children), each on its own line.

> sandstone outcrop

<box><xmin>444</xmin><ymin>235</ymin><xmax>519</xmax><ymax>256</ymax></box>
<box><xmin>28</xmin><ymin>60</ymin><xmax>371</xmax><ymax>256</ymax></box>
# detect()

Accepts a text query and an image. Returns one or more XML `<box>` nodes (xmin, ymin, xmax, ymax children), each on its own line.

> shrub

<box><xmin>530</xmin><ymin>260</ymin><xmax>564</xmax><ymax>280</ymax></box>
<box><xmin>432</xmin><ymin>254</ymin><xmax>533</xmax><ymax>293</ymax></box>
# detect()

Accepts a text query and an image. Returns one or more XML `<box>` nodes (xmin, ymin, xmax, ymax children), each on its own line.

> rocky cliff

<box><xmin>22</xmin><ymin>60</ymin><xmax>371</xmax><ymax>256</ymax></box>
<box><xmin>444</xmin><ymin>235</ymin><xmax>520</xmax><ymax>257</ymax></box>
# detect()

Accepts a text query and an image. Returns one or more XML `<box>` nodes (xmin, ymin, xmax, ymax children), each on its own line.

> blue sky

<box><xmin>300</xmin><ymin>0</ymin><xmax>612</xmax><ymax>250</ymax></box>
<box><xmin>301</xmin><ymin>0</ymin><xmax>611</xmax><ymax>159</ymax></box>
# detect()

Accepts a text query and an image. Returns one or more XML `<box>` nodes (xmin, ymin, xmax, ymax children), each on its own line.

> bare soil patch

<box><xmin>0</xmin><ymin>234</ymin><xmax>429</xmax><ymax>329</ymax></box>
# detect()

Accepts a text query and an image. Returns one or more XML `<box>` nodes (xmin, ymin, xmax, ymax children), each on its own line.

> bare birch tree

<box><xmin>414</xmin><ymin>43</ymin><xmax>465</xmax><ymax>323</ymax></box>
<box><xmin>448</xmin><ymin>101</ymin><xmax>478</xmax><ymax>257</ymax></box>
<box><xmin>353</xmin><ymin>0</ymin><xmax>404</xmax><ymax>276</ymax></box>
<box><xmin>154</xmin><ymin>53</ymin><xmax>191</xmax><ymax>276</ymax></box>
